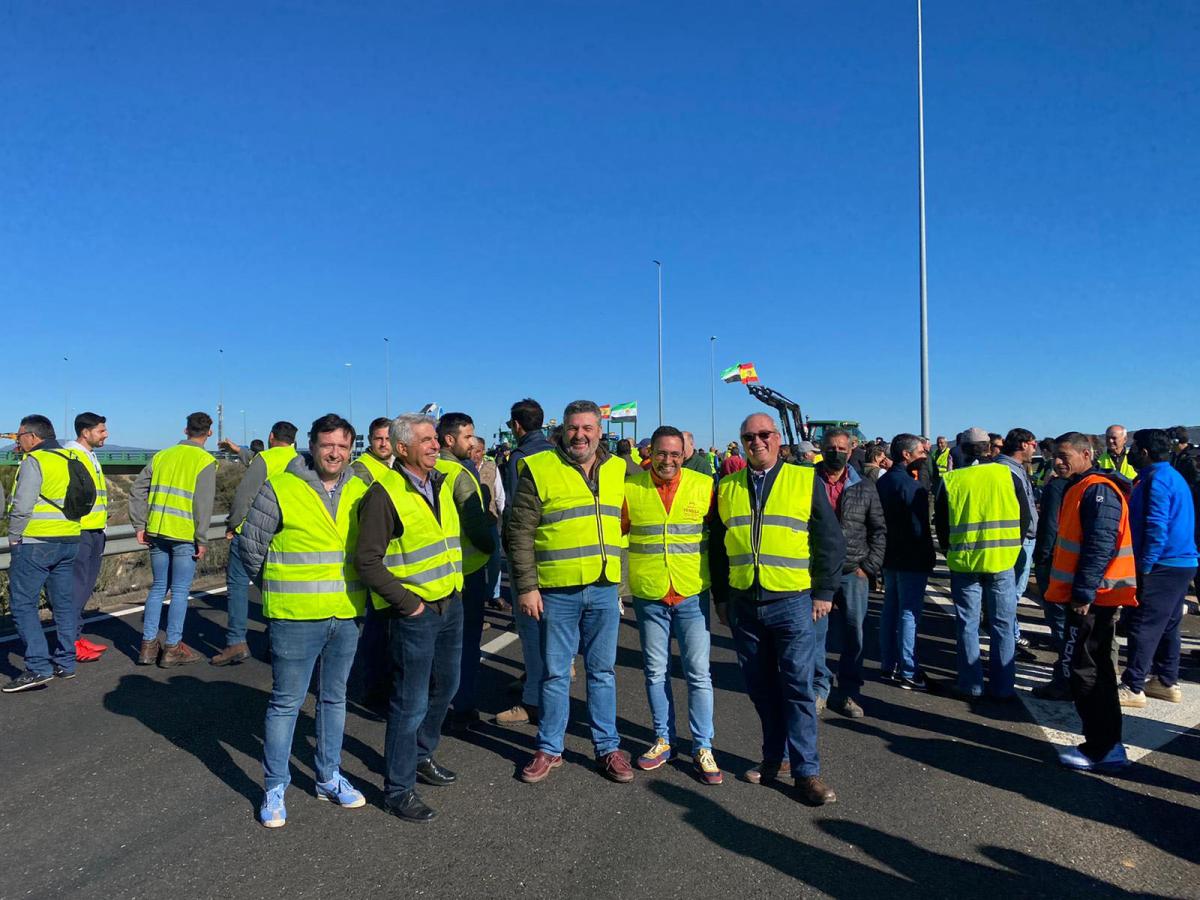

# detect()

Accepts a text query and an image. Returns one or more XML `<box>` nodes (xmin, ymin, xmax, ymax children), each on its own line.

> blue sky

<box><xmin>2</xmin><ymin>2</ymin><xmax>1196</xmax><ymax>449</ymax></box>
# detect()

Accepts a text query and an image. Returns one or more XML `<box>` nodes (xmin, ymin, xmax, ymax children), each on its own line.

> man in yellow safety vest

<box><xmin>238</xmin><ymin>413</ymin><xmax>370</xmax><ymax>828</ymax></box>
<box><xmin>129</xmin><ymin>411</ymin><xmax>217</xmax><ymax>667</ymax></box>
<box><xmin>63</xmin><ymin>411</ymin><xmax>111</xmax><ymax>663</ymax></box>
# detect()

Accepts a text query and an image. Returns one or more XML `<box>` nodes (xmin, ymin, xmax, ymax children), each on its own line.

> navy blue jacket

<box><xmin>877</xmin><ymin>467</ymin><xmax>935</xmax><ymax>573</ymax></box>
<box><xmin>1129</xmin><ymin>461</ymin><xmax>1198</xmax><ymax>572</ymax></box>
<box><xmin>1033</xmin><ymin>475</ymin><xmax>1068</xmax><ymax>570</ymax></box>
<box><xmin>501</xmin><ymin>428</ymin><xmax>553</xmax><ymax>536</ymax></box>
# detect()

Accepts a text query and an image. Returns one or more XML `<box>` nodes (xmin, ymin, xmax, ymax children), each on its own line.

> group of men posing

<box><xmin>4</xmin><ymin>403</ymin><xmax>1196</xmax><ymax>826</ymax></box>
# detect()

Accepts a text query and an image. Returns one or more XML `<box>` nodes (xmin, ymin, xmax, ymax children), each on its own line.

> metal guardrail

<box><xmin>0</xmin><ymin>515</ymin><xmax>228</xmax><ymax>572</ymax></box>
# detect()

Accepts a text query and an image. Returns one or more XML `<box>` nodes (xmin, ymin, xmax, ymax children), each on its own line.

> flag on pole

<box><xmin>599</xmin><ymin>404</ymin><xmax>612</xmax><ymax>419</ymax></box>
<box><xmin>611</xmin><ymin>401</ymin><xmax>638</xmax><ymax>421</ymax></box>
<box><xmin>720</xmin><ymin>365</ymin><xmax>741</xmax><ymax>384</ymax></box>
<box><xmin>738</xmin><ymin>362</ymin><xmax>760</xmax><ymax>384</ymax></box>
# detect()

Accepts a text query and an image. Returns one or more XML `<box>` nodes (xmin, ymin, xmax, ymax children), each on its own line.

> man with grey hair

<box><xmin>709</xmin><ymin>412</ymin><xmax>845</xmax><ymax>805</ymax></box>
<box><xmin>682</xmin><ymin>430</ymin><xmax>714</xmax><ymax>476</ymax></box>
<box><xmin>355</xmin><ymin>412</ymin><xmax>465</xmax><ymax>823</ymax></box>
<box><xmin>509</xmin><ymin>400</ymin><xmax>632</xmax><ymax>785</ymax></box>
<box><xmin>1098</xmin><ymin>424</ymin><xmax>1136</xmax><ymax>480</ymax></box>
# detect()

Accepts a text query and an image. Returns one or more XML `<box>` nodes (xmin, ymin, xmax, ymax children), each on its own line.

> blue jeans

<box><xmin>142</xmin><ymin>538</ymin><xmax>198</xmax><ymax>645</ymax></box>
<box><xmin>515</xmin><ymin>591</ymin><xmax>544</xmax><ymax>708</ymax></box>
<box><xmin>262</xmin><ymin>616</ymin><xmax>362</xmax><ymax>791</ymax></box>
<box><xmin>950</xmin><ymin>569</ymin><xmax>1017</xmax><ymax>697</ymax></box>
<box><xmin>485</xmin><ymin>530</ymin><xmax>502</xmax><ymax>600</ymax></box>
<box><xmin>72</xmin><ymin>530</ymin><xmax>106</xmax><ymax>619</ymax></box>
<box><xmin>729</xmin><ymin>593</ymin><xmax>820</xmax><ymax>776</ymax></box>
<box><xmin>1012</xmin><ymin>537</ymin><xmax>1035</xmax><ymax>642</ymax></box>
<box><xmin>813</xmin><ymin>571</ymin><xmax>869</xmax><ymax>700</ymax></box>
<box><xmin>633</xmin><ymin>592</ymin><xmax>714</xmax><ymax>750</ymax></box>
<box><xmin>536</xmin><ymin>583</ymin><xmax>621</xmax><ymax>757</ymax></box>
<box><xmin>1123</xmin><ymin>565</ymin><xmax>1197</xmax><ymax>691</ymax></box>
<box><xmin>8</xmin><ymin>540</ymin><xmax>80</xmax><ymax>676</ymax></box>
<box><xmin>453</xmin><ymin>568</ymin><xmax>488</xmax><ymax>714</ymax></box>
<box><xmin>384</xmin><ymin>600</ymin><xmax>463</xmax><ymax>797</ymax></box>
<box><xmin>224</xmin><ymin>534</ymin><xmax>251</xmax><ymax>646</ymax></box>
<box><xmin>879</xmin><ymin>569</ymin><xmax>929</xmax><ymax>680</ymax></box>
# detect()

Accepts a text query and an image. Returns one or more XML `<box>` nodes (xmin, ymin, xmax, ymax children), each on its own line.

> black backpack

<box><xmin>39</xmin><ymin>450</ymin><xmax>98</xmax><ymax>522</ymax></box>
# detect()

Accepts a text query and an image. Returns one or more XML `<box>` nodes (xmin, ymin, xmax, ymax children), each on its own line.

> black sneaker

<box><xmin>2</xmin><ymin>671</ymin><xmax>54</xmax><ymax>693</ymax></box>
<box><xmin>53</xmin><ymin>666</ymin><xmax>76</xmax><ymax>680</ymax></box>
<box><xmin>897</xmin><ymin>672</ymin><xmax>928</xmax><ymax>692</ymax></box>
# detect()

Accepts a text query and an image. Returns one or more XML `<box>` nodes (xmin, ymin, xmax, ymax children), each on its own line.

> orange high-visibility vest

<box><xmin>1045</xmin><ymin>474</ymin><xmax>1137</xmax><ymax>607</ymax></box>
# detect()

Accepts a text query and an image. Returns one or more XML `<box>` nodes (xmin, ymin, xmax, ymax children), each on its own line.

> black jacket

<box><xmin>877</xmin><ymin>466</ymin><xmax>935</xmax><ymax>573</ymax></box>
<box><xmin>815</xmin><ymin>462</ymin><xmax>887</xmax><ymax>576</ymax></box>
<box><xmin>709</xmin><ymin>460</ymin><xmax>846</xmax><ymax>605</ymax></box>
<box><xmin>1033</xmin><ymin>475</ymin><xmax>1068</xmax><ymax>570</ymax></box>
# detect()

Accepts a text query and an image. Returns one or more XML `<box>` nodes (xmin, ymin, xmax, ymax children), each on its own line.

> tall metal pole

<box><xmin>917</xmin><ymin>0</ymin><xmax>931</xmax><ymax>437</ymax></box>
<box><xmin>654</xmin><ymin>260</ymin><xmax>663</xmax><ymax>426</ymax></box>
<box><xmin>217</xmin><ymin>348</ymin><xmax>225</xmax><ymax>444</ymax></box>
<box><xmin>384</xmin><ymin>337</ymin><xmax>391</xmax><ymax>417</ymax></box>
<box><xmin>345</xmin><ymin>362</ymin><xmax>354</xmax><ymax>428</ymax></box>
<box><xmin>709</xmin><ymin>336</ymin><xmax>717</xmax><ymax>449</ymax></box>
<box><xmin>63</xmin><ymin>356</ymin><xmax>70</xmax><ymax>438</ymax></box>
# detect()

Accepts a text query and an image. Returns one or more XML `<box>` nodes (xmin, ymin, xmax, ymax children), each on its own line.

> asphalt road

<box><xmin>2</xmin><ymin>573</ymin><xmax>1198</xmax><ymax>900</ymax></box>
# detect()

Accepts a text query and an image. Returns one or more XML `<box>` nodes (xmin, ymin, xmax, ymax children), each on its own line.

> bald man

<box><xmin>1098</xmin><ymin>425</ymin><xmax>1136</xmax><ymax>481</ymax></box>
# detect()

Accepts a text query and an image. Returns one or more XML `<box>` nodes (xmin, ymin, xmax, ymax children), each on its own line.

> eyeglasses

<box><xmin>741</xmin><ymin>430</ymin><xmax>777</xmax><ymax>445</ymax></box>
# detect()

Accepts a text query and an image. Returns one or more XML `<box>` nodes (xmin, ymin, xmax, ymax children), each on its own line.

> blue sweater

<box><xmin>1130</xmin><ymin>462</ymin><xmax>1199</xmax><ymax>571</ymax></box>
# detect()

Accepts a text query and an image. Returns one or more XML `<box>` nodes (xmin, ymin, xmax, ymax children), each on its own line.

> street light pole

<box><xmin>709</xmin><ymin>336</ymin><xmax>717</xmax><ymax>449</ymax></box>
<box><xmin>217</xmin><ymin>348</ymin><xmax>225</xmax><ymax>444</ymax></box>
<box><xmin>63</xmin><ymin>356</ymin><xmax>70</xmax><ymax>438</ymax></box>
<box><xmin>384</xmin><ymin>337</ymin><xmax>391</xmax><ymax>418</ymax></box>
<box><xmin>654</xmin><ymin>259</ymin><xmax>663</xmax><ymax>426</ymax></box>
<box><xmin>917</xmin><ymin>0</ymin><xmax>931</xmax><ymax>437</ymax></box>
<box><xmin>345</xmin><ymin>362</ymin><xmax>354</xmax><ymax>428</ymax></box>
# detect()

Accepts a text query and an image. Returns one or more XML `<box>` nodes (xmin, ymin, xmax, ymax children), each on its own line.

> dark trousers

<box><xmin>383</xmin><ymin>599</ymin><xmax>463</xmax><ymax>797</ymax></box>
<box><xmin>729</xmin><ymin>593</ymin><xmax>820</xmax><ymax>777</ymax></box>
<box><xmin>452</xmin><ymin>568</ymin><xmax>489</xmax><ymax>714</ymax></box>
<box><xmin>1064</xmin><ymin>605</ymin><xmax>1121</xmax><ymax>759</ymax></box>
<box><xmin>1036</xmin><ymin>564</ymin><xmax>1070</xmax><ymax>683</ymax></box>
<box><xmin>9</xmin><ymin>541</ymin><xmax>80</xmax><ymax>676</ymax></box>
<box><xmin>72</xmin><ymin>530</ymin><xmax>106</xmax><ymax>623</ymax></box>
<box><xmin>1124</xmin><ymin>565</ymin><xmax>1197</xmax><ymax>691</ymax></box>
<box><xmin>354</xmin><ymin>601</ymin><xmax>392</xmax><ymax>705</ymax></box>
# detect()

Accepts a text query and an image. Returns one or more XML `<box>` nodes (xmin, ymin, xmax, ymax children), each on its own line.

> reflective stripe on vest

<box><xmin>15</xmin><ymin>449</ymin><xmax>82</xmax><ymax>538</ymax></box>
<box><xmin>1044</xmin><ymin>474</ymin><xmax>1138</xmax><ymax>607</ymax></box>
<box><xmin>1097</xmin><ymin>452</ymin><xmax>1136</xmax><ymax>481</ymax></box>
<box><xmin>941</xmin><ymin>463</ymin><xmax>1022</xmax><ymax>573</ymax></box>
<box><xmin>936</xmin><ymin>448</ymin><xmax>951</xmax><ymax>475</ymax></box>
<box><xmin>624</xmin><ymin>467</ymin><xmax>712</xmax><ymax>600</ymax></box>
<box><xmin>233</xmin><ymin>445</ymin><xmax>298</xmax><ymax>534</ymax></box>
<box><xmin>717</xmin><ymin>463</ymin><xmax>813</xmax><ymax>593</ymax></box>
<box><xmin>522</xmin><ymin>451</ymin><xmax>625</xmax><ymax>589</ymax></box>
<box><xmin>260</xmin><ymin>472</ymin><xmax>368</xmax><ymax>619</ymax></box>
<box><xmin>374</xmin><ymin>468</ymin><xmax>463</xmax><ymax>605</ymax></box>
<box><xmin>145</xmin><ymin>444</ymin><xmax>215</xmax><ymax>541</ymax></box>
<box><xmin>435</xmin><ymin>457</ymin><xmax>489</xmax><ymax>575</ymax></box>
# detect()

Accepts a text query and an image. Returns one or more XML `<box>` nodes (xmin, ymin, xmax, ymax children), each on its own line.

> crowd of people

<box><xmin>3</xmin><ymin>404</ymin><xmax>1198</xmax><ymax>828</ymax></box>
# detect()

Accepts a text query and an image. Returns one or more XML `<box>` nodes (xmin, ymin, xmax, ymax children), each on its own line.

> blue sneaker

<box><xmin>315</xmin><ymin>772</ymin><xmax>366</xmax><ymax>808</ymax></box>
<box><xmin>1058</xmin><ymin>743</ymin><xmax>1130</xmax><ymax>773</ymax></box>
<box><xmin>259</xmin><ymin>785</ymin><xmax>287</xmax><ymax>828</ymax></box>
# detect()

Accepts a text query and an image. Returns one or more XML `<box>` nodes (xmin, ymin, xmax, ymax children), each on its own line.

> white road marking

<box><xmin>925</xmin><ymin>577</ymin><xmax>1200</xmax><ymax>761</ymax></box>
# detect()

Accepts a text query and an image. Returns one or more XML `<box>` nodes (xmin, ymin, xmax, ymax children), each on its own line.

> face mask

<box><xmin>824</xmin><ymin>450</ymin><xmax>849</xmax><ymax>470</ymax></box>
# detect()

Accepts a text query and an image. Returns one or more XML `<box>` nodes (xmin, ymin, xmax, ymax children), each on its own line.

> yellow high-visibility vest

<box><xmin>435</xmin><ymin>457</ymin><xmax>489</xmax><ymax>575</ymax></box>
<box><xmin>717</xmin><ymin>463</ymin><xmax>814</xmax><ymax>593</ymax></box>
<box><xmin>941</xmin><ymin>463</ymin><xmax>1022</xmax><ymax>573</ymax></box>
<box><xmin>260</xmin><ymin>471</ymin><xmax>368</xmax><ymax>619</ymax></box>
<box><xmin>521</xmin><ymin>450</ymin><xmax>624</xmax><ymax>588</ymax></box>
<box><xmin>145</xmin><ymin>443</ymin><xmax>215</xmax><ymax>541</ymax></box>
<box><xmin>13</xmin><ymin>448</ymin><xmax>84</xmax><ymax>539</ymax></box>
<box><xmin>624</xmin><ymin>468</ymin><xmax>711</xmax><ymax>600</ymax></box>
<box><xmin>373</xmin><ymin>468</ymin><xmax>464</xmax><ymax>605</ymax></box>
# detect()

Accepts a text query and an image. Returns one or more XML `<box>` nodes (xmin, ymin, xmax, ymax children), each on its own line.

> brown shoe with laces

<box><xmin>210</xmin><ymin>642</ymin><xmax>251</xmax><ymax>667</ymax></box>
<box><xmin>520</xmin><ymin>751</ymin><xmax>562</xmax><ymax>784</ymax></box>
<box><xmin>137</xmin><ymin>639</ymin><xmax>161</xmax><ymax>666</ymax></box>
<box><xmin>795</xmin><ymin>775</ymin><xmax>837</xmax><ymax>806</ymax></box>
<box><xmin>159</xmin><ymin>641</ymin><xmax>204</xmax><ymax>668</ymax></box>
<box><xmin>741</xmin><ymin>760</ymin><xmax>790</xmax><ymax>785</ymax></box>
<box><xmin>599</xmin><ymin>750</ymin><xmax>634</xmax><ymax>784</ymax></box>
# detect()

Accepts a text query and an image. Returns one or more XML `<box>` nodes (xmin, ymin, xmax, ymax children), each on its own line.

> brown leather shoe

<box><xmin>599</xmin><ymin>750</ymin><xmax>634</xmax><ymax>784</ymax></box>
<box><xmin>741</xmin><ymin>760</ymin><xmax>791</xmax><ymax>785</ymax></box>
<box><xmin>520</xmin><ymin>751</ymin><xmax>562</xmax><ymax>783</ymax></box>
<box><xmin>795</xmin><ymin>775</ymin><xmax>837</xmax><ymax>806</ymax></box>
<box><xmin>494</xmin><ymin>703</ymin><xmax>539</xmax><ymax>726</ymax></box>
<box><xmin>137</xmin><ymin>639</ymin><xmax>161</xmax><ymax>666</ymax></box>
<box><xmin>210</xmin><ymin>642</ymin><xmax>251</xmax><ymax>667</ymax></box>
<box><xmin>159</xmin><ymin>642</ymin><xmax>204</xmax><ymax>668</ymax></box>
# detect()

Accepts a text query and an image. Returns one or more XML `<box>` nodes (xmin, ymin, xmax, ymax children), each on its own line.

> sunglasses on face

<box><xmin>741</xmin><ymin>431</ymin><xmax>777</xmax><ymax>445</ymax></box>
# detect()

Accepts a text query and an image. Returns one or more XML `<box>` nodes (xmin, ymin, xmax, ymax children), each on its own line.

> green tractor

<box><xmin>744</xmin><ymin>384</ymin><xmax>863</xmax><ymax>450</ymax></box>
